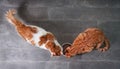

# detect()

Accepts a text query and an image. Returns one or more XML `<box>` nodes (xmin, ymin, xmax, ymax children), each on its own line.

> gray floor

<box><xmin>0</xmin><ymin>0</ymin><xmax>120</xmax><ymax>69</ymax></box>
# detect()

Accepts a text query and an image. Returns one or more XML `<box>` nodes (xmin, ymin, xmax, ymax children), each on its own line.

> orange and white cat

<box><xmin>5</xmin><ymin>9</ymin><xmax>63</xmax><ymax>56</ymax></box>
<box><xmin>63</xmin><ymin>28</ymin><xmax>110</xmax><ymax>58</ymax></box>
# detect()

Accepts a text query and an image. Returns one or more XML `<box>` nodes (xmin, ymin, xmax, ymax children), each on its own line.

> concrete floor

<box><xmin>0</xmin><ymin>0</ymin><xmax>120</xmax><ymax>69</ymax></box>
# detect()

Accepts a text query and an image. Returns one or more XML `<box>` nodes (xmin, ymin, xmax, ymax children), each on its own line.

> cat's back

<box><xmin>83</xmin><ymin>28</ymin><xmax>105</xmax><ymax>45</ymax></box>
<box><xmin>28</xmin><ymin>25</ymin><xmax>48</xmax><ymax>35</ymax></box>
<box><xmin>72</xmin><ymin>28</ymin><xmax>104</xmax><ymax>46</ymax></box>
<box><xmin>85</xmin><ymin>28</ymin><xmax>102</xmax><ymax>33</ymax></box>
<box><xmin>84</xmin><ymin>28</ymin><xmax>104</xmax><ymax>38</ymax></box>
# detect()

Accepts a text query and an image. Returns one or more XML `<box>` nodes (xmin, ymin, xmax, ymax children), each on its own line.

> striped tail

<box><xmin>5</xmin><ymin>9</ymin><xmax>25</xmax><ymax>27</ymax></box>
<box><xmin>99</xmin><ymin>37</ymin><xmax>110</xmax><ymax>52</ymax></box>
<box><xmin>104</xmin><ymin>37</ymin><xmax>110</xmax><ymax>51</ymax></box>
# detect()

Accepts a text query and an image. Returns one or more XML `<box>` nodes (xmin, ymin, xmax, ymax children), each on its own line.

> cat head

<box><xmin>51</xmin><ymin>45</ymin><xmax>62</xmax><ymax>56</ymax></box>
<box><xmin>46</xmin><ymin>41</ymin><xmax>62</xmax><ymax>56</ymax></box>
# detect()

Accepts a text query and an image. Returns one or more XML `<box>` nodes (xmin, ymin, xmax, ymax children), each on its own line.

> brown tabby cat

<box><xmin>63</xmin><ymin>28</ymin><xmax>110</xmax><ymax>58</ymax></box>
<box><xmin>5</xmin><ymin>9</ymin><xmax>63</xmax><ymax>56</ymax></box>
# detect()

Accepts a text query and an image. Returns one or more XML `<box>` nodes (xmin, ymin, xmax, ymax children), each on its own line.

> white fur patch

<box><xmin>29</xmin><ymin>25</ymin><xmax>48</xmax><ymax>46</ymax></box>
<box><xmin>38</xmin><ymin>44</ymin><xmax>47</xmax><ymax>50</ymax></box>
<box><xmin>25</xmin><ymin>25</ymin><xmax>48</xmax><ymax>50</ymax></box>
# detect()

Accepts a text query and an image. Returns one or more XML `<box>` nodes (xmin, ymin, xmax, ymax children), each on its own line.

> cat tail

<box><xmin>5</xmin><ymin>9</ymin><xmax>25</xmax><ymax>27</ymax></box>
<box><xmin>104</xmin><ymin>37</ymin><xmax>110</xmax><ymax>51</ymax></box>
